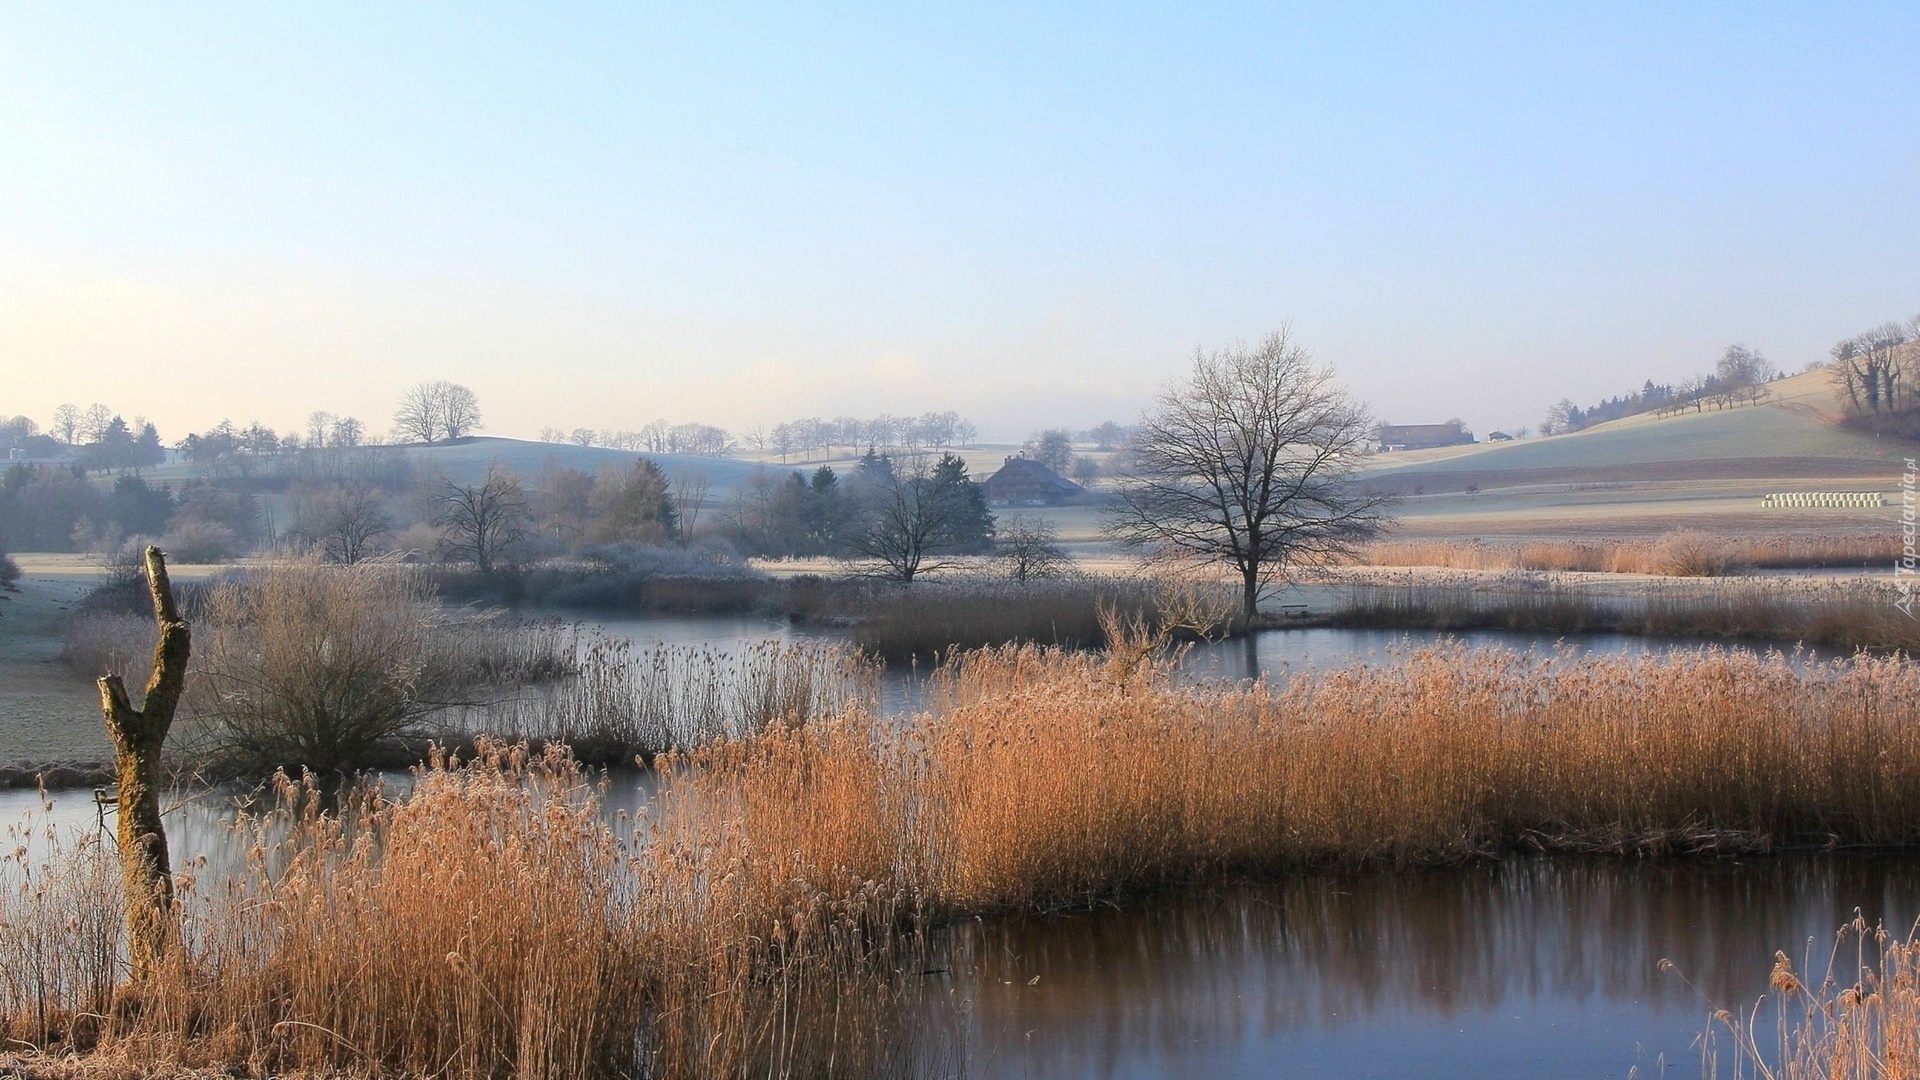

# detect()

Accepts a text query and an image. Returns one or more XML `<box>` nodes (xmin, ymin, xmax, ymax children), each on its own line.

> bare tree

<box><xmin>1027</xmin><ymin>429</ymin><xmax>1075</xmax><ymax>471</ymax></box>
<box><xmin>393</xmin><ymin>383</ymin><xmax>443</xmax><ymax>443</ymax></box>
<box><xmin>0</xmin><ymin>413</ymin><xmax>38</xmax><ymax>449</ymax></box>
<box><xmin>668</xmin><ymin>467</ymin><xmax>712</xmax><ymax>548</ymax></box>
<box><xmin>1105</xmin><ymin>329</ymin><xmax>1394</xmax><ymax>619</ymax></box>
<box><xmin>306</xmin><ymin>411</ymin><xmax>334</xmax><ymax>448</ymax></box>
<box><xmin>441</xmin><ymin>383</ymin><xmax>482</xmax><ymax>439</ymax></box>
<box><xmin>996</xmin><ymin>513</ymin><xmax>1073</xmax><ymax>583</ymax></box>
<box><xmin>848</xmin><ymin>456</ymin><xmax>990</xmax><ymax>583</ymax></box>
<box><xmin>1715</xmin><ymin>344</ymin><xmax>1774</xmax><ymax>389</ymax></box>
<box><xmin>51</xmin><ymin>402</ymin><xmax>80</xmax><ymax>445</ymax></box>
<box><xmin>1541</xmin><ymin>399</ymin><xmax>1577</xmax><ymax>435</ymax></box>
<box><xmin>290</xmin><ymin>484</ymin><xmax>392</xmax><ymax>563</ymax></box>
<box><xmin>392</xmin><ymin>381</ymin><xmax>482</xmax><ymax>443</ymax></box>
<box><xmin>435</xmin><ymin>466</ymin><xmax>531</xmax><ymax>574</ymax></box>
<box><xmin>82</xmin><ymin>402</ymin><xmax>114</xmax><ymax>444</ymax></box>
<box><xmin>1829</xmin><ymin>327</ymin><xmax>1910</xmax><ymax>415</ymax></box>
<box><xmin>330</xmin><ymin>415</ymin><xmax>365</xmax><ymax>447</ymax></box>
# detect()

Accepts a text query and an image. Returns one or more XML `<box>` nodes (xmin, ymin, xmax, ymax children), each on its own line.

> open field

<box><xmin>1353</xmin><ymin>368</ymin><xmax>1907</xmax><ymax>543</ymax></box>
<box><xmin>0</xmin><ymin>556</ymin><xmax>245</xmax><ymax>780</ymax></box>
<box><xmin>96</xmin><ymin>368</ymin><xmax>1910</xmax><ymax>562</ymax></box>
<box><xmin>0</xmin><ymin>557</ymin><xmax>113</xmax><ymax>771</ymax></box>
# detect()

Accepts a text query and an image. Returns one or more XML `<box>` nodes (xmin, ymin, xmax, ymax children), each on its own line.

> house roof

<box><xmin>1378</xmin><ymin>423</ymin><xmax>1467</xmax><ymax>442</ymax></box>
<box><xmin>983</xmin><ymin>455</ymin><xmax>1083</xmax><ymax>494</ymax></box>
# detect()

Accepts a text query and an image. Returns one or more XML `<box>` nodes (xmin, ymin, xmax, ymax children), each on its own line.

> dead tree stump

<box><xmin>97</xmin><ymin>545</ymin><xmax>190</xmax><ymax>982</ymax></box>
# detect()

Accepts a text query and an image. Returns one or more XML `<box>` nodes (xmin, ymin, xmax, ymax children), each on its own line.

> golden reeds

<box><xmin>1362</xmin><ymin>531</ymin><xmax>1901</xmax><ymax>575</ymax></box>
<box><xmin>9</xmin><ymin>644</ymin><xmax>1920</xmax><ymax>1076</ymax></box>
<box><xmin>1337</xmin><ymin>573</ymin><xmax>1920</xmax><ymax>651</ymax></box>
<box><xmin>1686</xmin><ymin>915</ymin><xmax>1920</xmax><ymax>1079</ymax></box>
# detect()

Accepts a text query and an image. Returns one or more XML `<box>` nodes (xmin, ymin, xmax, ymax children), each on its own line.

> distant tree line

<box><xmin>1540</xmin><ymin>345</ymin><xmax>1779</xmax><ymax>436</ymax></box>
<box><xmin>0</xmin><ymin>401</ymin><xmax>167</xmax><ymax>473</ymax></box>
<box><xmin>535</xmin><ymin>411</ymin><xmax>988</xmax><ymax>464</ymax></box>
<box><xmin>744</xmin><ymin>412</ymin><xmax>978</xmax><ymax>462</ymax></box>
<box><xmin>538</xmin><ymin>421</ymin><xmax>734</xmax><ymax>457</ymax></box>
<box><xmin>0</xmin><ymin>465</ymin><xmax>264</xmax><ymax>561</ymax></box>
<box><xmin>717</xmin><ymin>450</ymin><xmax>994</xmax><ymax>579</ymax></box>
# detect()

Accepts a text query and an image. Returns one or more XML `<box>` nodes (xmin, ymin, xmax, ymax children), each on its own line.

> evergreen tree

<box><xmin>107</xmin><ymin>475</ymin><xmax>176</xmax><ymax>538</ymax></box>
<box><xmin>927</xmin><ymin>453</ymin><xmax>994</xmax><ymax>554</ymax></box>
<box><xmin>135</xmin><ymin>422</ymin><xmax>166</xmax><ymax>469</ymax></box>
<box><xmin>588</xmin><ymin>458</ymin><xmax>679</xmax><ymax>545</ymax></box>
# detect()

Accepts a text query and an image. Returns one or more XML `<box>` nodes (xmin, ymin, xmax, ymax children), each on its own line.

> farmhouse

<box><xmin>1377</xmin><ymin>421</ymin><xmax>1475</xmax><ymax>452</ymax></box>
<box><xmin>981</xmin><ymin>454</ymin><xmax>1083</xmax><ymax>507</ymax></box>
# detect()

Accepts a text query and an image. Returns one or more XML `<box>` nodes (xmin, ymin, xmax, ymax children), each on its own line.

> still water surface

<box><xmin>928</xmin><ymin>855</ymin><xmax>1920</xmax><ymax>1079</ymax></box>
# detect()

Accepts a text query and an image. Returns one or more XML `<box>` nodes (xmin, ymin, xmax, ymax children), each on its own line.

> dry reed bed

<box><xmin>9</xmin><ymin>645</ymin><xmax>1920</xmax><ymax>1077</ymax></box>
<box><xmin>849</xmin><ymin>576</ymin><xmax>1242</xmax><ymax>658</ymax></box>
<box><xmin>1337</xmin><ymin>573</ymin><xmax>1920</xmax><ymax>652</ymax></box>
<box><xmin>479</xmin><ymin>635</ymin><xmax>879</xmax><ymax>759</ymax></box>
<box><xmin>1362</xmin><ymin>531</ymin><xmax>1901</xmax><ymax>575</ymax></box>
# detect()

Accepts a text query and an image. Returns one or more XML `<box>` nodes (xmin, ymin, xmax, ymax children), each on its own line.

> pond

<box><xmin>16</xmin><ymin>768</ymin><xmax>1902</xmax><ymax>1080</ymax></box>
<box><xmin>922</xmin><ymin>854</ymin><xmax>1920</xmax><ymax>1078</ymax></box>
<box><xmin>559</xmin><ymin>609</ymin><xmax>1840</xmax><ymax>698</ymax></box>
<box><xmin>1</xmin><ymin>616</ymin><xmax>1876</xmax><ymax>1077</ymax></box>
<box><xmin>5</xmin><ymin>616</ymin><xmax>1838</xmax><ymax>825</ymax></box>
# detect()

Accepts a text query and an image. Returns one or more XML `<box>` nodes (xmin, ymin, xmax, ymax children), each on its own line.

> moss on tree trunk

<box><xmin>97</xmin><ymin>545</ymin><xmax>190</xmax><ymax>982</ymax></box>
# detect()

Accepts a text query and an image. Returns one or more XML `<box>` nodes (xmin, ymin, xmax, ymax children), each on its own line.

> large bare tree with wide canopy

<box><xmin>1106</xmin><ymin>329</ymin><xmax>1394</xmax><ymax>618</ymax></box>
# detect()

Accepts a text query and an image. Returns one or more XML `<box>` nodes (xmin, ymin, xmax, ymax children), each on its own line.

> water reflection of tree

<box><xmin>928</xmin><ymin>857</ymin><xmax>1920</xmax><ymax>1077</ymax></box>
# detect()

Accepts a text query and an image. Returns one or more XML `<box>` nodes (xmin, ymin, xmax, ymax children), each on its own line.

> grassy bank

<box><xmin>1334</xmin><ymin>574</ymin><xmax>1919</xmax><ymax>651</ymax></box>
<box><xmin>62</xmin><ymin>592</ymin><xmax>870</xmax><ymax>775</ymax></box>
<box><xmin>7</xmin><ymin>644</ymin><xmax>1920</xmax><ymax>1076</ymax></box>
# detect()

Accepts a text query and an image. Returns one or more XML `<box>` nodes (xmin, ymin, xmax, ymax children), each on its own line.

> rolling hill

<box><xmin>1362</xmin><ymin>367</ymin><xmax>1897</xmax><ymax>494</ymax></box>
<box><xmin>388</xmin><ymin>438</ymin><xmax>772</xmax><ymax>493</ymax></box>
<box><xmin>1358</xmin><ymin>367</ymin><xmax>1907</xmax><ymax>542</ymax></box>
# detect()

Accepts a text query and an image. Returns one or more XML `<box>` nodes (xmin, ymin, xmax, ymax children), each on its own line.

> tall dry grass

<box><xmin>0</xmin><ymin>795</ymin><xmax>119</xmax><ymax>1053</ymax></box>
<box><xmin>482</xmin><ymin>635</ymin><xmax>879</xmax><ymax>760</ymax></box>
<box><xmin>1362</xmin><ymin>531</ymin><xmax>1902</xmax><ymax>576</ymax></box>
<box><xmin>11</xmin><ymin>644</ymin><xmax>1920</xmax><ymax>1076</ymax></box>
<box><xmin>1337</xmin><ymin>574</ymin><xmax>1920</xmax><ymax>652</ymax></box>
<box><xmin>1687</xmin><ymin>916</ymin><xmax>1920</xmax><ymax>1080</ymax></box>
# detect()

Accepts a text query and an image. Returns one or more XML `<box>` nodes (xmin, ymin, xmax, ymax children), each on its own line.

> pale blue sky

<box><xmin>3</xmin><ymin>3</ymin><xmax>1916</xmax><ymax>441</ymax></box>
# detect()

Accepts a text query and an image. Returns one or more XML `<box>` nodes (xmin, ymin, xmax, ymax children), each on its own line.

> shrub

<box><xmin>1647</xmin><ymin>529</ymin><xmax>1743</xmax><ymax>576</ymax></box>
<box><xmin>181</xmin><ymin>558</ymin><xmax>460</xmax><ymax>775</ymax></box>
<box><xmin>158</xmin><ymin>519</ymin><xmax>239</xmax><ymax>564</ymax></box>
<box><xmin>93</xmin><ymin>534</ymin><xmax>159</xmax><ymax>586</ymax></box>
<box><xmin>0</xmin><ymin>548</ymin><xmax>18</xmax><ymax>588</ymax></box>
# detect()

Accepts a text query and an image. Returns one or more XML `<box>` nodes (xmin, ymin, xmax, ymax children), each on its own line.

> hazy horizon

<box><xmin>5</xmin><ymin>4</ymin><xmax>1917</xmax><ymax>443</ymax></box>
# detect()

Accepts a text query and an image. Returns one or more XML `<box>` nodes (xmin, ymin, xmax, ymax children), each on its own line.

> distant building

<box><xmin>981</xmin><ymin>454</ymin><xmax>1084</xmax><ymax>507</ymax></box>
<box><xmin>1377</xmin><ymin>422</ymin><xmax>1475</xmax><ymax>452</ymax></box>
<box><xmin>4</xmin><ymin>446</ymin><xmax>79</xmax><ymax>465</ymax></box>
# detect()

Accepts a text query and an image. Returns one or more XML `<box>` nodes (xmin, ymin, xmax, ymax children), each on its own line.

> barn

<box><xmin>981</xmin><ymin>454</ymin><xmax>1084</xmax><ymax>507</ymax></box>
